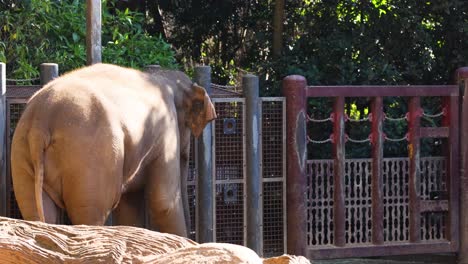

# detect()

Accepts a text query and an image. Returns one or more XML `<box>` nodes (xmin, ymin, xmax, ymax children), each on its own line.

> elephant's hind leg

<box><xmin>13</xmin><ymin>174</ymin><xmax>59</xmax><ymax>223</ymax></box>
<box><xmin>145</xmin><ymin>158</ymin><xmax>187</xmax><ymax>237</ymax></box>
<box><xmin>112</xmin><ymin>190</ymin><xmax>146</xmax><ymax>227</ymax></box>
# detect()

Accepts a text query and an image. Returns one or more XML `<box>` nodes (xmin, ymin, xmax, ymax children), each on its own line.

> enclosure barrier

<box><xmin>0</xmin><ymin>63</ymin><xmax>287</xmax><ymax>258</ymax></box>
<box><xmin>458</xmin><ymin>67</ymin><xmax>468</xmax><ymax>264</ymax></box>
<box><xmin>283</xmin><ymin>70</ymin><xmax>468</xmax><ymax>261</ymax></box>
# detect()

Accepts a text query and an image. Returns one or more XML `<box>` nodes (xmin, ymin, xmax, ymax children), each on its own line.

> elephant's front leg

<box><xmin>145</xmin><ymin>157</ymin><xmax>188</xmax><ymax>237</ymax></box>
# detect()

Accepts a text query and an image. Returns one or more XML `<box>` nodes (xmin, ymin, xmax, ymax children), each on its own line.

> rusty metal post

<box><xmin>408</xmin><ymin>96</ymin><xmax>421</xmax><ymax>243</ymax></box>
<box><xmin>243</xmin><ymin>74</ymin><xmax>262</xmax><ymax>255</ymax></box>
<box><xmin>371</xmin><ymin>96</ymin><xmax>384</xmax><ymax>245</ymax></box>
<box><xmin>0</xmin><ymin>63</ymin><xmax>6</xmax><ymax>216</ymax></box>
<box><xmin>86</xmin><ymin>0</ymin><xmax>102</xmax><ymax>65</ymax></box>
<box><xmin>40</xmin><ymin>63</ymin><xmax>59</xmax><ymax>85</ymax></box>
<box><xmin>333</xmin><ymin>96</ymin><xmax>346</xmax><ymax>247</ymax></box>
<box><xmin>194</xmin><ymin>66</ymin><xmax>214</xmax><ymax>243</ymax></box>
<box><xmin>282</xmin><ymin>75</ymin><xmax>307</xmax><ymax>256</ymax></box>
<box><xmin>458</xmin><ymin>67</ymin><xmax>468</xmax><ymax>264</ymax></box>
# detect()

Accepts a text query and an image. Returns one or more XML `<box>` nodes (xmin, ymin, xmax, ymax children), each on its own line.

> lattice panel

<box><xmin>344</xmin><ymin>159</ymin><xmax>372</xmax><ymax>244</ymax></box>
<box><xmin>263</xmin><ymin>181</ymin><xmax>284</xmax><ymax>257</ymax></box>
<box><xmin>307</xmin><ymin>160</ymin><xmax>334</xmax><ymax>246</ymax></box>
<box><xmin>262</xmin><ymin>100</ymin><xmax>284</xmax><ymax>179</ymax></box>
<box><xmin>382</xmin><ymin>158</ymin><xmax>409</xmax><ymax>242</ymax></box>
<box><xmin>7</xmin><ymin>102</ymin><xmax>26</xmax><ymax>220</ymax></box>
<box><xmin>307</xmin><ymin>157</ymin><xmax>448</xmax><ymax>246</ymax></box>
<box><xmin>214</xmin><ymin>100</ymin><xmax>244</xmax><ymax>181</ymax></box>
<box><xmin>420</xmin><ymin>157</ymin><xmax>447</xmax><ymax>241</ymax></box>
<box><xmin>215</xmin><ymin>183</ymin><xmax>244</xmax><ymax>245</ymax></box>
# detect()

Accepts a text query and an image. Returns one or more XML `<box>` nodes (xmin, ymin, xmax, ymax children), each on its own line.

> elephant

<box><xmin>10</xmin><ymin>63</ymin><xmax>216</xmax><ymax>237</ymax></box>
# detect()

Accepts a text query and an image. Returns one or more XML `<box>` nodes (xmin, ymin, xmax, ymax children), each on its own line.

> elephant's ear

<box><xmin>188</xmin><ymin>83</ymin><xmax>217</xmax><ymax>137</ymax></box>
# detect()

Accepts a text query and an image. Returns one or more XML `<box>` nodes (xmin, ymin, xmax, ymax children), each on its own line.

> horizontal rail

<box><xmin>420</xmin><ymin>200</ymin><xmax>449</xmax><ymax>213</ymax></box>
<box><xmin>306</xmin><ymin>85</ymin><xmax>458</xmax><ymax>97</ymax></box>
<box><xmin>308</xmin><ymin>241</ymin><xmax>457</xmax><ymax>259</ymax></box>
<box><xmin>420</xmin><ymin>127</ymin><xmax>450</xmax><ymax>138</ymax></box>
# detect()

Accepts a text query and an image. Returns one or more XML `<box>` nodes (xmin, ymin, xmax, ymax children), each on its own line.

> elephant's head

<box><xmin>185</xmin><ymin>83</ymin><xmax>217</xmax><ymax>137</ymax></box>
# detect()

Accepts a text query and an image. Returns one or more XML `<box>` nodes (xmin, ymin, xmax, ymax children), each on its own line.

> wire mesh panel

<box><xmin>307</xmin><ymin>157</ymin><xmax>448</xmax><ymax>247</ymax></box>
<box><xmin>261</xmin><ymin>98</ymin><xmax>286</xmax><ymax>257</ymax></box>
<box><xmin>187</xmin><ymin>137</ymin><xmax>197</xmax><ymax>241</ymax></box>
<box><xmin>6</xmin><ymin>101</ymin><xmax>27</xmax><ymax>220</ymax></box>
<box><xmin>213</xmin><ymin>98</ymin><xmax>245</xmax><ymax>245</ymax></box>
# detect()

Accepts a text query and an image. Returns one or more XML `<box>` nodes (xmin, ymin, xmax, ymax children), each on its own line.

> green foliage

<box><xmin>0</xmin><ymin>0</ymin><xmax>176</xmax><ymax>82</ymax></box>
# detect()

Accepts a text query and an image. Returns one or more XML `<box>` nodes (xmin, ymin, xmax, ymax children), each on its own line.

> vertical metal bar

<box><xmin>40</xmin><ymin>63</ymin><xmax>59</xmax><ymax>85</ymax></box>
<box><xmin>333</xmin><ymin>96</ymin><xmax>346</xmax><ymax>247</ymax></box>
<box><xmin>0</xmin><ymin>63</ymin><xmax>6</xmax><ymax>217</ymax></box>
<box><xmin>408</xmin><ymin>96</ymin><xmax>421</xmax><ymax>243</ymax></box>
<box><xmin>442</xmin><ymin>94</ymin><xmax>459</xmax><ymax>249</ymax></box>
<box><xmin>457</xmin><ymin>66</ymin><xmax>468</xmax><ymax>264</ymax></box>
<box><xmin>86</xmin><ymin>0</ymin><xmax>102</xmax><ymax>65</ymax></box>
<box><xmin>243</xmin><ymin>74</ymin><xmax>262</xmax><ymax>254</ymax></box>
<box><xmin>194</xmin><ymin>66</ymin><xmax>214</xmax><ymax>243</ymax></box>
<box><xmin>282</xmin><ymin>75</ymin><xmax>307</xmax><ymax>256</ymax></box>
<box><xmin>371</xmin><ymin>96</ymin><xmax>384</xmax><ymax>245</ymax></box>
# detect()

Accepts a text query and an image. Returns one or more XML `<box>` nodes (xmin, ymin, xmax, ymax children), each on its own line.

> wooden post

<box><xmin>243</xmin><ymin>74</ymin><xmax>262</xmax><ymax>255</ymax></box>
<box><xmin>0</xmin><ymin>63</ymin><xmax>6</xmax><ymax>217</ymax></box>
<box><xmin>371</xmin><ymin>96</ymin><xmax>384</xmax><ymax>245</ymax></box>
<box><xmin>194</xmin><ymin>66</ymin><xmax>213</xmax><ymax>243</ymax></box>
<box><xmin>282</xmin><ymin>75</ymin><xmax>307</xmax><ymax>256</ymax></box>
<box><xmin>458</xmin><ymin>67</ymin><xmax>468</xmax><ymax>264</ymax></box>
<box><xmin>333</xmin><ymin>96</ymin><xmax>346</xmax><ymax>247</ymax></box>
<box><xmin>40</xmin><ymin>63</ymin><xmax>59</xmax><ymax>85</ymax></box>
<box><xmin>86</xmin><ymin>0</ymin><xmax>102</xmax><ymax>65</ymax></box>
<box><xmin>408</xmin><ymin>97</ymin><xmax>421</xmax><ymax>243</ymax></box>
<box><xmin>442</xmin><ymin>93</ymin><xmax>460</xmax><ymax>249</ymax></box>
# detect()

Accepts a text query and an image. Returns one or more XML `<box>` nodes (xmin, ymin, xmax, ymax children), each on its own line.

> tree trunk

<box><xmin>272</xmin><ymin>0</ymin><xmax>285</xmax><ymax>58</ymax></box>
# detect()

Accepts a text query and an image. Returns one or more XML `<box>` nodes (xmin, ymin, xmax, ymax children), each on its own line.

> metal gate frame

<box><xmin>211</xmin><ymin>97</ymin><xmax>247</xmax><ymax>245</ymax></box>
<box><xmin>283</xmin><ymin>75</ymin><xmax>460</xmax><ymax>259</ymax></box>
<box><xmin>208</xmin><ymin>97</ymin><xmax>287</xmax><ymax>256</ymax></box>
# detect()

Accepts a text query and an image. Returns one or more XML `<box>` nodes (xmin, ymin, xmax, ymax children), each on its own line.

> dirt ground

<box><xmin>314</xmin><ymin>254</ymin><xmax>457</xmax><ymax>264</ymax></box>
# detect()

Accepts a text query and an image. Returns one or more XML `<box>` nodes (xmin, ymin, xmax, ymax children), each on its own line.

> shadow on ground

<box><xmin>315</xmin><ymin>254</ymin><xmax>457</xmax><ymax>264</ymax></box>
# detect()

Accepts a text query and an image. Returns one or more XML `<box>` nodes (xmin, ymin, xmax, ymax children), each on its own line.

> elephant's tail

<box><xmin>28</xmin><ymin>130</ymin><xmax>49</xmax><ymax>222</ymax></box>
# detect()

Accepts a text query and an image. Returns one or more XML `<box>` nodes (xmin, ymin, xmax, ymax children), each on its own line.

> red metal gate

<box><xmin>284</xmin><ymin>76</ymin><xmax>460</xmax><ymax>259</ymax></box>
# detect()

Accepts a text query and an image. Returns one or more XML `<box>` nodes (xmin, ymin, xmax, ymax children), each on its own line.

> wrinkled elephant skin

<box><xmin>11</xmin><ymin>63</ymin><xmax>216</xmax><ymax>237</ymax></box>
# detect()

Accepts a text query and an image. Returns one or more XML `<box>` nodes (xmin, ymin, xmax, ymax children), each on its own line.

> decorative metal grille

<box><xmin>307</xmin><ymin>160</ymin><xmax>334</xmax><ymax>246</ymax></box>
<box><xmin>261</xmin><ymin>98</ymin><xmax>286</xmax><ymax>257</ymax></box>
<box><xmin>213</xmin><ymin>99</ymin><xmax>245</xmax><ymax>245</ymax></box>
<box><xmin>420</xmin><ymin>157</ymin><xmax>447</xmax><ymax>241</ymax></box>
<box><xmin>307</xmin><ymin>157</ymin><xmax>447</xmax><ymax>247</ymax></box>
<box><xmin>344</xmin><ymin>159</ymin><xmax>372</xmax><ymax>244</ymax></box>
<box><xmin>382</xmin><ymin>158</ymin><xmax>409</xmax><ymax>242</ymax></box>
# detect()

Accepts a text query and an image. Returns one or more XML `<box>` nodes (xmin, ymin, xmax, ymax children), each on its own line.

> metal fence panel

<box><xmin>212</xmin><ymin>98</ymin><xmax>246</xmax><ymax>245</ymax></box>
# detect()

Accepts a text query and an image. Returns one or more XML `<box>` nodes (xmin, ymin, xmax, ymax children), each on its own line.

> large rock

<box><xmin>0</xmin><ymin>217</ymin><xmax>310</xmax><ymax>264</ymax></box>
